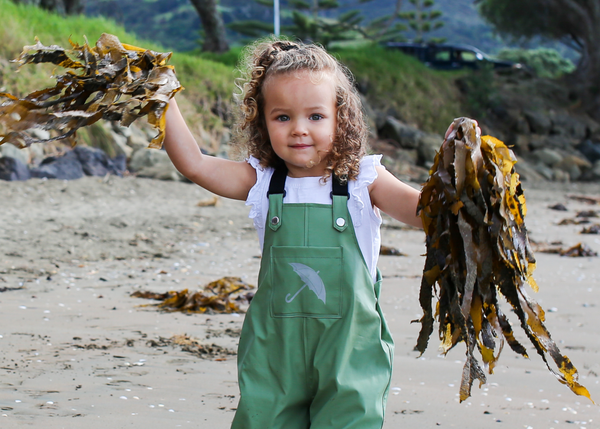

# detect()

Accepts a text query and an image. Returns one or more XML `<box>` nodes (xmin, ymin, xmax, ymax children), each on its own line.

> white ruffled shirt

<box><xmin>246</xmin><ymin>155</ymin><xmax>383</xmax><ymax>281</ymax></box>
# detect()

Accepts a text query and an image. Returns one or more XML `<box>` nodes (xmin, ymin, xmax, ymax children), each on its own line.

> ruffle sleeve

<box><xmin>349</xmin><ymin>154</ymin><xmax>383</xmax><ymax>227</ymax></box>
<box><xmin>245</xmin><ymin>156</ymin><xmax>273</xmax><ymax>230</ymax></box>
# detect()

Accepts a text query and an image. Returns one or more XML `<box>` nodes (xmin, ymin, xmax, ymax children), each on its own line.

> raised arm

<box><xmin>163</xmin><ymin>98</ymin><xmax>257</xmax><ymax>201</ymax></box>
<box><xmin>369</xmin><ymin>166</ymin><xmax>423</xmax><ymax>229</ymax></box>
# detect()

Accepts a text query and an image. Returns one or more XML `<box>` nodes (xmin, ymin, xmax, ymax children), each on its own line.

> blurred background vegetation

<box><xmin>2</xmin><ymin>0</ymin><xmax>598</xmax><ymax>142</ymax></box>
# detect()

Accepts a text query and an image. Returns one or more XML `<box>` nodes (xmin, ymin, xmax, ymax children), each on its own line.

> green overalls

<box><xmin>231</xmin><ymin>166</ymin><xmax>394</xmax><ymax>429</ymax></box>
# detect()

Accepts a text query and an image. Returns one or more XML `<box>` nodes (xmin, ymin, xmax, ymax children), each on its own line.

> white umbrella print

<box><xmin>285</xmin><ymin>263</ymin><xmax>326</xmax><ymax>304</ymax></box>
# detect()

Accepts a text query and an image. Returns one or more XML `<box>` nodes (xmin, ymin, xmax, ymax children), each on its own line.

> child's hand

<box><xmin>444</xmin><ymin>119</ymin><xmax>481</xmax><ymax>139</ymax></box>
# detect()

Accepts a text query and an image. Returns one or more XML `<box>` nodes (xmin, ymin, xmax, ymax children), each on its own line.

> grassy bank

<box><xmin>1</xmin><ymin>0</ymin><xmax>462</xmax><ymax>145</ymax></box>
<box><xmin>335</xmin><ymin>45</ymin><xmax>463</xmax><ymax>134</ymax></box>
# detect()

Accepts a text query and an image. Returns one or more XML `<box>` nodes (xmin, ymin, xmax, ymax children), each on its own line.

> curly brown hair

<box><xmin>233</xmin><ymin>37</ymin><xmax>368</xmax><ymax>182</ymax></box>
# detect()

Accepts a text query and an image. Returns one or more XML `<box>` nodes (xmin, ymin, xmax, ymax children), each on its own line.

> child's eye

<box><xmin>309</xmin><ymin>114</ymin><xmax>323</xmax><ymax>121</ymax></box>
<box><xmin>276</xmin><ymin>115</ymin><xmax>290</xmax><ymax>122</ymax></box>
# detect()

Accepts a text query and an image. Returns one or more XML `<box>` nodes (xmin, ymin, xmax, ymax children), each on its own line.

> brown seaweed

<box><xmin>559</xmin><ymin>243</ymin><xmax>598</xmax><ymax>257</ymax></box>
<box><xmin>581</xmin><ymin>224</ymin><xmax>600</xmax><ymax>234</ymax></box>
<box><xmin>532</xmin><ymin>241</ymin><xmax>598</xmax><ymax>256</ymax></box>
<box><xmin>558</xmin><ymin>218</ymin><xmax>590</xmax><ymax>225</ymax></box>
<box><xmin>567</xmin><ymin>194</ymin><xmax>600</xmax><ymax>205</ymax></box>
<box><xmin>547</xmin><ymin>203</ymin><xmax>568</xmax><ymax>211</ymax></box>
<box><xmin>380</xmin><ymin>245</ymin><xmax>407</xmax><ymax>256</ymax></box>
<box><xmin>415</xmin><ymin>117</ymin><xmax>592</xmax><ymax>402</ymax></box>
<box><xmin>576</xmin><ymin>210</ymin><xmax>598</xmax><ymax>218</ymax></box>
<box><xmin>0</xmin><ymin>286</ymin><xmax>25</xmax><ymax>293</ymax></box>
<box><xmin>0</xmin><ymin>33</ymin><xmax>182</xmax><ymax>149</ymax></box>
<box><xmin>147</xmin><ymin>335</ymin><xmax>235</xmax><ymax>360</ymax></box>
<box><xmin>131</xmin><ymin>276</ymin><xmax>254</xmax><ymax>314</ymax></box>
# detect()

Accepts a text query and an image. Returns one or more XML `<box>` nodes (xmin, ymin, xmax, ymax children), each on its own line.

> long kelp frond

<box><xmin>415</xmin><ymin>117</ymin><xmax>592</xmax><ymax>403</ymax></box>
<box><xmin>0</xmin><ymin>33</ymin><xmax>181</xmax><ymax>149</ymax></box>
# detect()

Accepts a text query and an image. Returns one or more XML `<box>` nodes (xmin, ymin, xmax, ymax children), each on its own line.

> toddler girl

<box><xmin>164</xmin><ymin>38</ymin><xmax>422</xmax><ymax>429</ymax></box>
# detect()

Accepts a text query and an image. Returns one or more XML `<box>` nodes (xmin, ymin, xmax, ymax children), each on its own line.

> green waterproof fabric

<box><xmin>231</xmin><ymin>188</ymin><xmax>394</xmax><ymax>429</ymax></box>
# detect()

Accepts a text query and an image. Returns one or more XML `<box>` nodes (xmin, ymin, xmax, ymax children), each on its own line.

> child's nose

<box><xmin>291</xmin><ymin>120</ymin><xmax>308</xmax><ymax>136</ymax></box>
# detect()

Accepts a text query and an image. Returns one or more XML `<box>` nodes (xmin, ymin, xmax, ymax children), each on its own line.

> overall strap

<box><xmin>267</xmin><ymin>164</ymin><xmax>287</xmax><ymax>231</ymax></box>
<box><xmin>266</xmin><ymin>164</ymin><xmax>350</xmax><ymax>233</ymax></box>
<box><xmin>332</xmin><ymin>175</ymin><xmax>349</xmax><ymax>232</ymax></box>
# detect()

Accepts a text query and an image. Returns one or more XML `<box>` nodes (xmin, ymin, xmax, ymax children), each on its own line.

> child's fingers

<box><xmin>444</xmin><ymin>123</ymin><xmax>454</xmax><ymax>139</ymax></box>
<box><xmin>473</xmin><ymin>119</ymin><xmax>481</xmax><ymax>137</ymax></box>
<box><xmin>444</xmin><ymin>120</ymin><xmax>482</xmax><ymax>140</ymax></box>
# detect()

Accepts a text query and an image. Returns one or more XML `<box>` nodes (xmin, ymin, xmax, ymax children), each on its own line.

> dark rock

<box><xmin>512</xmin><ymin>135</ymin><xmax>531</xmax><ymax>153</ymax></box>
<box><xmin>0</xmin><ymin>143</ymin><xmax>30</xmax><ymax>165</ymax></box>
<box><xmin>523</xmin><ymin>110</ymin><xmax>552</xmax><ymax>135</ymax></box>
<box><xmin>532</xmin><ymin>163</ymin><xmax>555</xmax><ymax>181</ymax></box>
<box><xmin>506</xmin><ymin>109</ymin><xmax>530</xmax><ymax>134</ymax></box>
<box><xmin>30</xmin><ymin>147</ymin><xmax>125</xmax><ymax>180</ymax></box>
<box><xmin>73</xmin><ymin>146</ymin><xmax>124</xmax><ymax>177</ymax></box>
<box><xmin>490</xmin><ymin>106</ymin><xmax>528</xmax><ymax>134</ymax></box>
<box><xmin>581</xmin><ymin>161</ymin><xmax>600</xmax><ymax>181</ymax></box>
<box><xmin>378</xmin><ymin>117</ymin><xmax>420</xmax><ymax>149</ymax></box>
<box><xmin>551</xmin><ymin>113</ymin><xmax>588</xmax><ymax>140</ymax></box>
<box><xmin>374</xmin><ymin>111</ymin><xmax>388</xmax><ymax>131</ymax></box>
<box><xmin>416</xmin><ymin>133</ymin><xmax>443</xmax><ymax>167</ymax></box>
<box><xmin>0</xmin><ymin>156</ymin><xmax>31</xmax><ymax>181</ymax></box>
<box><xmin>112</xmin><ymin>154</ymin><xmax>127</xmax><ymax>174</ymax></box>
<box><xmin>380</xmin><ymin>155</ymin><xmax>429</xmax><ymax>183</ymax></box>
<box><xmin>529</xmin><ymin>134</ymin><xmax>577</xmax><ymax>151</ymax></box>
<box><xmin>393</xmin><ymin>148</ymin><xmax>419</xmax><ymax>165</ymax></box>
<box><xmin>552</xmin><ymin>168</ymin><xmax>570</xmax><ymax>182</ymax></box>
<box><xmin>556</xmin><ymin>155</ymin><xmax>592</xmax><ymax>181</ymax></box>
<box><xmin>127</xmin><ymin>132</ymin><xmax>150</xmax><ymax>151</ymax></box>
<box><xmin>576</xmin><ymin>140</ymin><xmax>600</xmax><ymax>163</ymax></box>
<box><xmin>136</xmin><ymin>164</ymin><xmax>184</xmax><ymax>181</ymax></box>
<box><xmin>520</xmin><ymin>154</ymin><xmax>554</xmax><ymax>181</ymax></box>
<box><xmin>30</xmin><ymin>151</ymin><xmax>84</xmax><ymax>180</ymax></box>
<box><xmin>129</xmin><ymin>148</ymin><xmax>172</xmax><ymax>172</ymax></box>
<box><xmin>532</xmin><ymin>148</ymin><xmax>563</xmax><ymax>167</ymax></box>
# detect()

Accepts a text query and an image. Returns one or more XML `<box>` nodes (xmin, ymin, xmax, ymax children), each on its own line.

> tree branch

<box><xmin>374</xmin><ymin>0</ymin><xmax>403</xmax><ymax>39</ymax></box>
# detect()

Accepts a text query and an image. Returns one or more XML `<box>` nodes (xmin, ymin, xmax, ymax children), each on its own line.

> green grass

<box><xmin>334</xmin><ymin>44</ymin><xmax>464</xmax><ymax>134</ymax></box>
<box><xmin>194</xmin><ymin>47</ymin><xmax>245</xmax><ymax>68</ymax></box>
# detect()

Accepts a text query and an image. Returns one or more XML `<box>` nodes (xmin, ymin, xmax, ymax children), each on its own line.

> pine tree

<box><xmin>398</xmin><ymin>0</ymin><xmax>444</xmax><ymax>44</ymax></box>
<box><xmin>228</xmin><ymin>0</ymin><xmax>406</xmax><ymax>48</ymax></box>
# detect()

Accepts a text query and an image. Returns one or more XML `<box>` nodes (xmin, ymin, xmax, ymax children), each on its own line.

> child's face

<box><xmin>262</xmin><ymin>71</ymin><xmax>337</xmax><ymax>178</ymax></box>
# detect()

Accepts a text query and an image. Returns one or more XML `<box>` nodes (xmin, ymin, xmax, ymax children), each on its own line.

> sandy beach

<box><xmin>1</xmin><ymin>174</ymin><xmax>599</xmax><ymax>429</ymax></box>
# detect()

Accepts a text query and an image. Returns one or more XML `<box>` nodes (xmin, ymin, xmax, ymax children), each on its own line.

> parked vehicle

<box><xmin>385</xmin><ymin>42</ymin><xmax>516</xmax><ymax>71</ymax></box>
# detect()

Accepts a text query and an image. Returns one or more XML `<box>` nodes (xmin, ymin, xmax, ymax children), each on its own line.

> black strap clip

<box><xmin>267</xmin><ymin>164</ymin><xmax>288</xmax><ymax>198</ymax></box>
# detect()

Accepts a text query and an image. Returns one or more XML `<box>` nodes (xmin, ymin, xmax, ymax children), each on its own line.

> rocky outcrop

<box><xmin>376</xmin><ymin>116</ymin><xmax>444</xmax><ymax>174</ymax></box>
<box><xmin>0</xmin><ymin>156</ymin><xmax>31</xmax><ymax>181</ymax></box>
<box><xmin>0</xmin><ymin>112</ymin><xmax>231</xmax><ymax>182</ymax></box>
<box><xmin>0</xmin><ymin>122</ymin><xmax>182</xmax><ymax>182</ymax></box>
<box><xmin>496</xmin><ymin>110</ymin><xmax>600</xmax><ymax>182</ymax></box>
<box><xmin>25</xmin><ymin>146</ymin><xmax>124</xmax><ymax>180</ymax></box>
<box><xmin>2</xmin><ymin>71</ymin><xmax>600</xmax><ymax>184</ymax></box>
<box><xmin>129</xmin><ymin>148</ymin><xmax>184</xmax><ymax>181</ymax></box>
<box><xmin>471</xmin><ymin>75</ymin><xmax>600</xmax><ymax>182</ymax></box>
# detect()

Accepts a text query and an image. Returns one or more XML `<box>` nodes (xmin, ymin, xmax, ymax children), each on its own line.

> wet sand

<box><xmin>0</xmin><ymin>175</ymin><xmax>599</xmax><ymax>428</ymax></box>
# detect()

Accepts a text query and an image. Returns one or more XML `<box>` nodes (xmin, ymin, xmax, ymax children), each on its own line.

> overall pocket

<box><xmin>270</xmin><ymin>246</ymin><xmax>343</xmax><ymax>318</ymax></box>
